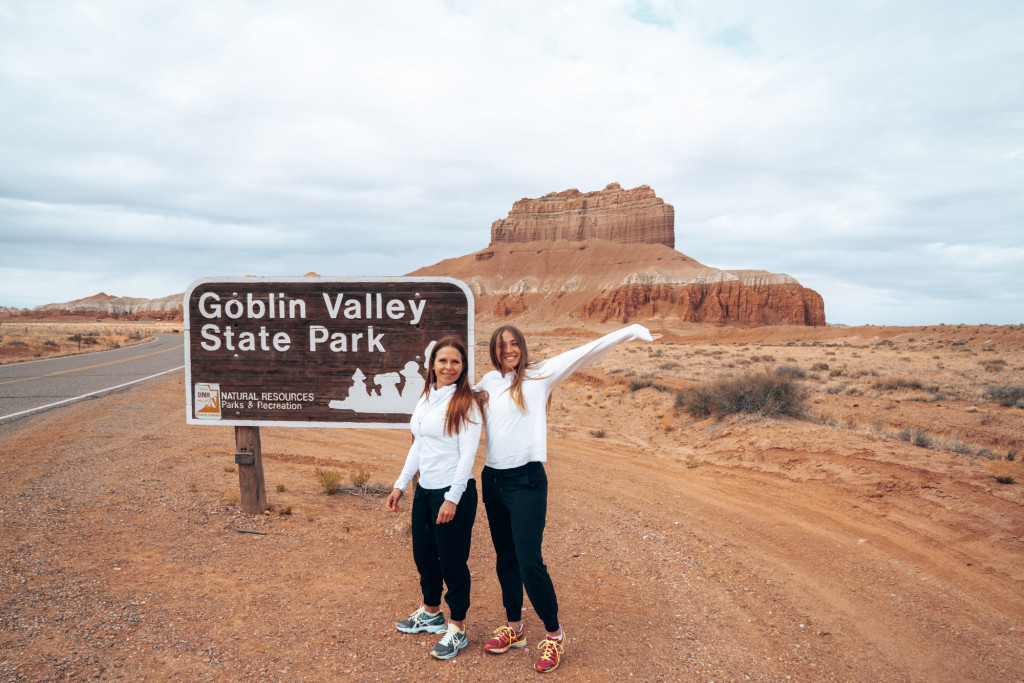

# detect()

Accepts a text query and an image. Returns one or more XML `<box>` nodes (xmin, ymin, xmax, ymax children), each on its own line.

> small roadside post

<box><xmin>184</xmin><ymin>276</ymin><xmax>474</xmax><ymax>514</ymax></box>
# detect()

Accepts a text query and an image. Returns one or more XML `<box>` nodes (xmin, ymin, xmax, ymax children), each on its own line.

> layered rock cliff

<box><xmin>411</xmin><ymin>240</ymin><xmax>825</xmax><ymax>327</ymax></box>
<box><xmin>491</xmin><ymin>182</ymin><xmax>675</xmax><ymax>248</ymax></box>
<box><xmin>410</xmin><ymin>182</ymin><xmax>825</xmax><ymax>327</ymax></box>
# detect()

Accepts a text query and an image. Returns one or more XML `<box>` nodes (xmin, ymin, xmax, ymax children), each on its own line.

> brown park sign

<box><xmin>184</xmin><ymin>277</ymin><xmax>474</xmax><ymax>427</ymax></box>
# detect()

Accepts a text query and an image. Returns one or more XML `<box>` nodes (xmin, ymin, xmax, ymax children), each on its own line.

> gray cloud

<box><xmin>1</xmin><ymin>0</ymin><xmax>1021</xmax><ymax>324</ymax></box>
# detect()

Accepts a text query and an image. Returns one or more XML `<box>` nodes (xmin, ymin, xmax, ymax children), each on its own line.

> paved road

<box><xmin>0</xmin><ymin>334</ymin><xmax>184</xmax><ymax>424</ymax></box>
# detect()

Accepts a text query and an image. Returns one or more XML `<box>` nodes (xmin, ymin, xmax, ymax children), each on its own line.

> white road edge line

<box><xmin>0</xmin><ymin>365</ymin><xmax>185</xmax><ymax>422</ymax></box>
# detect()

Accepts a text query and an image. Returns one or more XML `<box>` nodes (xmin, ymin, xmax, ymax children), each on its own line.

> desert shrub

<box><xmin>82</xmin><ymin>336</ymin><xmax>99</xmax><ymax>346</ymax></box>
<box><xmin>350</xmin><ymin>469</ymin><xmax>372</xmax><ymax>488</ymax></box>
<box><xmin>44</xmin><ymin>339</ymin><xmax>58</xmax><ymax>347</ymax></box>
<box><xmin>276</xmin><ymin>483</ymin><xmax>286</xmax><ymax>492</ymax></box>
<box><xmin>775</xmin><ymin>365</ymin><xmax>806</xmax><ymax>379</ymax></box>
<box><xmin>589</xmin><ymin>429</ymin><xmax>606</xmax><ymax>438</ymax></box>
<box><xmin>659</xmin><ymin>361</ymin><xmax>683</xmax><ymax>370</ymax></box>
<box><xmin>986</xmin><ymin>384</ymin><xmax>1024</xmax><ymax>408</ymax></box>
<box><xmin>676</xmin><ymin>367</ymin><xmax>808</xmax><ymax>419</ymax></box>
<box><xmin>898</xmin><ymin>427</ymin><xmax>933</xmax><ymax>449</ymax></box>
<box><xmin>316</xmin><ymin>468</ymin><xmax>341</xmax><ymax>494</ymax></box>
<box><xmin>629</xmin><ymin>378</ymin><xmax>670</xmax><ymax>393</ymax></box>
<box><xmin>986</xmin><ymin>460</ymin><xmax>1022</xmax><ymax>484</ymax></box>
<box><xmin>940</xmin><ymin>435</ymin><xmax>972</xmax><ymax>455</ymax></box>
<box><xmin>873</xmin><ymin>377</ymin><xmax>938</xmax><ymax>392</ymax></box>
<box><xmin>225</xmin><ymin>488</ymin><xmax>240</xmax><ymax>505</ymax></box>
<box><xmin>811</xmin><ymin>362</ymin><xmax>829</xmax><ymax>371</ymax></box>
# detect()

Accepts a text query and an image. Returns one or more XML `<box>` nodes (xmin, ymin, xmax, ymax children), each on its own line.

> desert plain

<box><xmin>1</xmin><ymin>321</ymin><xmax>1023</xmax><ymax>681</ymax></box>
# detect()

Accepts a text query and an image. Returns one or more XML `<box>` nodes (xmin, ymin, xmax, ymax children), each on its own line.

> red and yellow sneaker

<box><xmin>535</xmin><ymin>634</ymin><xmax>565</xmax><ymax>673</ymax></box>
<box><xmin>483</xmin><ymin>623</ymin><xmax>526</xmax><ymax>654</ymax></box>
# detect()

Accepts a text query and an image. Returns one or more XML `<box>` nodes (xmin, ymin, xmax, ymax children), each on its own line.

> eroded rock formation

<box><xmin>413</xmin><ymin>182</ymin><xmax>826</xmax><ymax>327</ymax></box>
<box><xmin>491</xmin><ymin>183</ymin><xmax>675</xmax><ymax>249</ymax></box>
<box><xmin>16</xmin><ymin>293</ymin><xmax>186</xmax><ymax>321</ymax></box>
<box><xmin>410</xmin><ymin>239</ymin><xmax>825</xmax><ymax>327</ymax></box>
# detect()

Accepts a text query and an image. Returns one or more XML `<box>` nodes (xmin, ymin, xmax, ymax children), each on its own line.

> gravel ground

<box><xmin>1</xmin><ymin>333</ymin><xmax>1023</xmax><ymax>681</ymax></box>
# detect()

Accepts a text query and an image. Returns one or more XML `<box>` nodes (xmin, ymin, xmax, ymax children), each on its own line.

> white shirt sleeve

<box><xmin>537</xmin><ymin>324</ymin><xmax>654</xmax><ymax>391</ymax></box>
<box><xmin>444</xmin><ymin>403</ymin><xmax>483</xmax><ymax>504</ymax></box>
<box><xmin>393</xmin><ymin>438</ymin><xmax>420</xmax><ymax>492</ymax></box>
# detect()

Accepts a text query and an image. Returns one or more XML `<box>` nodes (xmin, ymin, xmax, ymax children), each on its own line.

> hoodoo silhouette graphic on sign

<box><xmin>328</xmin><ymin>359</ymin><xmax>427</xmax><ymax>415</ymax></box>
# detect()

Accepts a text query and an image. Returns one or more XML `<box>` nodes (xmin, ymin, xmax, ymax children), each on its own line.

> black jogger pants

<box><xmin>410</xmin><ymin>480</ymin><xmax>477</xmax><ymax>622</ymax></box>
<box><xmin>481</xmin><ymin>462</ymin><xmax>560</xmax><ymax>632</ymax></box>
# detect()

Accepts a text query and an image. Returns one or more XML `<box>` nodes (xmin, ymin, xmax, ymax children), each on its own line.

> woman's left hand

<box><xmin>651</xmin><ymin>333</ymin><xmax>664</xmax><ymax>341</ymax></box>
<box><xmin>436</xmin><ymin>500</ymin><xmax>457</xmax><ymax>524</ymax></box>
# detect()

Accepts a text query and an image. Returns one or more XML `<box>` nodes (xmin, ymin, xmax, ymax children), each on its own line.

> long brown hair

<box><xmin>488</xmin><ymin>325</ymin><xmax>537</xmax><ymax>411</ymax></box>
<box><xmin>424</xmin><ymin>336</ymin><xmax>487</xmax><ymax>436</ymax></box>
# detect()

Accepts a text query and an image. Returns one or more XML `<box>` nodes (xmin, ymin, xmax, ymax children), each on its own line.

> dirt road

<box><xmin>1</xmin><ymin>344</ymin><xmax>1022</xmax><ymax>681</ymax></box>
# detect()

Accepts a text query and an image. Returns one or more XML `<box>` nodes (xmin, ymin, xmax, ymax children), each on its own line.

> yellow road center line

<box><xmin>0</xmin><ymin>344</ymin><xmax>184</xmax><ymax>386</ymax></box>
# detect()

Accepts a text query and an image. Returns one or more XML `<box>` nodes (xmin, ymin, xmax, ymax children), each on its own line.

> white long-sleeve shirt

<box><xmin>393</xmin><ymin>383</ymin><xmax>482</xmax><ymax>504</ymax></box>
<box><xmin>476</xmin><ymin>324</ymin><xmax>654</xmax><ymax>470</ymax></box>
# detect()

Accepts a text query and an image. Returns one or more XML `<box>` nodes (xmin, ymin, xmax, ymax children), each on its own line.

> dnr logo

<box><xmin>195</xmin><ymin>383</ymin><xmax>221</xmax><ymax>419</ymax></box>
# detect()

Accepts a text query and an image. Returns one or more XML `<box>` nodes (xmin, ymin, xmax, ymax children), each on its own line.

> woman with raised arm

<box><xmin>476</xmin><ymin>323</ymin><xmax>660</xmax><ymax>673</ymax></box>
<box><xmin>387</xmin><ymin>336</ymin><xmax>487</xmax><ymax>661</ymax></box>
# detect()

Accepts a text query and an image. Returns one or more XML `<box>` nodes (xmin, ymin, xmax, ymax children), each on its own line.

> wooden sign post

<box><xmin>183</xmin><ymin>276</ymin><xmax>474</xmax><ymax>514</ymax></box>
<box><xmin>235</xmin><ymin>426</ymin><xmax>266</xmax><ymax>515</ymax></box>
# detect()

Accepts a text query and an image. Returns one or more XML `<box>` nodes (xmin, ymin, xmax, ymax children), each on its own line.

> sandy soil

<box><xmin>1</xmin><ymin>325</ymin><xmax>1023</xmax><ymax>682</ymax></box>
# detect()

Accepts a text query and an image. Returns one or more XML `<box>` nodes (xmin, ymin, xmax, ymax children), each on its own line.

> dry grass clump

<box><xmin>317</xmin><ymin>467</ymin><xmax>389</xmax><ymax>496</ymax></box>
<box><xmin>898</xmin><ymin>427</ymin><xmax>933</xmax><ymax>448</ymax></box>
<box><xmin>0</xmin><ymin>322</ymin><xmax>159</xmax><ymax>363</ymax></box>
<box><xmin>775</xmin><ymin>365</ymin><xmax>807</xmax><ymax>379</ymax></box>
<box><xmin>628</xmin><ymin>378</ymin><xmax>670</xmax><ymax>392</ymax></box>
<box><xmin>676</xmin><ymin>367</ymin><xmax>808</xmax><ymax>419</ymax></box>
<box><xmin>349</xmin><ymin>469</ymin><xmax>371</xmax><ymax>488</ymax></box>
<box><xmin>316</xmin><ymin>468</ymin><xmax>341</xmax><ymax>494</ymax></box>
<box><xmin>987</xmin><ymin>384</ymin><xmax>1024</xmax><ymax>408</ymax></box>
<box><xmin>985</xmin><ymin>460</ymin><xmax>1023</xmax><ymax>484</ymax></box>
<box><xmin>872</xmin><ymin>376</ymin><xmax>938</xmax><ymax>393</ymax></box>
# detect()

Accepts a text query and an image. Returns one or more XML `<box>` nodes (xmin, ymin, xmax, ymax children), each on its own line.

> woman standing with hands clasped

<box><xmin>387</xmin><ymin>336</ymin><xmax>487</xmax><ymax>660</ymax></box>
<box><xmin>476</xmin><ymin>323</ymin><xmax>661</xmax><ymax>673</ymax></box>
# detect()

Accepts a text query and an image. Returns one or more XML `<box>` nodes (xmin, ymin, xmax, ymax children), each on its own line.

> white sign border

<box><xmin>183</xmin><ymin>275</ymin><xmax>475</xmax><ymax>428</ymax></box>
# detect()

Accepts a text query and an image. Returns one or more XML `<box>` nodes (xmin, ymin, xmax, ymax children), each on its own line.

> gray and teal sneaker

<box><xmin>396</xmin><ymin>606</ymin><xmax>447</xmax><ymax>634</ymax></box>
<box><xmin>430</xmin><ymin>623</ymin><xmax>468</xmax><ymax>660</ymax></box>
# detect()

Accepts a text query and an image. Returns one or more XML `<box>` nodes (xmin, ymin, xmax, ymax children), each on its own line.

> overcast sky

<box><xmin>1</xmin><ymin>1</ymin><xmax>1021</xmax><ymax>325</ymax></box>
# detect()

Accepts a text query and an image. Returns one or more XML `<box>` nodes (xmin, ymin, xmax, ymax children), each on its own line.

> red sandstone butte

<box><xmin>412</xmin><ymin>183</ymin><xmax>826</xmax><ymax>327</ymax></box>
<box><xmin>491</xmin><ymin>182</ymin><xmax>675</xmax><ymax>248</ymax></box>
